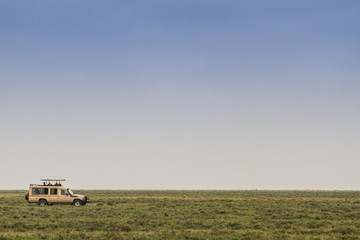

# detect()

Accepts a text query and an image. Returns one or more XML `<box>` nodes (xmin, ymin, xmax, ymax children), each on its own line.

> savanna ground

<box><xmin>1</xmin><ymin>190</ymin><xmax>360</xmax><ymax>239</ymax></box>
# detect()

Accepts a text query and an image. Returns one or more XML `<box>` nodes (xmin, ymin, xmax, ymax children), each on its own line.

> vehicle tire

<box><xmin>73</xmin><ymin>200</ymin><xmax>82</xmax><ymax>207</ymax></box>
<box><xmin>38</xmin><ymin>199</ymin><xmax>47</xmax><ymax>207</ymax></box>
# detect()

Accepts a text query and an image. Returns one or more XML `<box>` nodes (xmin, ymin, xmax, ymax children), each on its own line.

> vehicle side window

<box><xmin>61</xmin><ymin>190</ymin><xmax>68</xmax><ymax>195</ymax></box>
<box><xmin>50</xmin><ymin>188</ymin><xmax>58</xmax><ymax>195</ymax></box>
<box><xmin>32</xmin><ymin>188</ymin><xmax>49</xmax><ymax>195</ymax></box>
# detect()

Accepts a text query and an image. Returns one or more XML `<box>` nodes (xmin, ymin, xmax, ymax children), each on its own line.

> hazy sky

<box><xmin>1</xmin><ymin>0</ymin><xmax>359</xmax><ymax>190</ymax></box>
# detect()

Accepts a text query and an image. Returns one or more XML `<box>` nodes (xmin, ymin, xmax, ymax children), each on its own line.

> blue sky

<box><xmin>1</xmin><ymin>0</ymin><xmax>360</xmax><ymax>189</ymax></box>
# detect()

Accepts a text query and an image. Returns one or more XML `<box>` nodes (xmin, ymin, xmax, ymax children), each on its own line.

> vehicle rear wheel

<box><xmin>38</xmin><ymin>199</ymin><xmax>47</xmax><ymax>207</ymax></box>
<box><xmin>73</xmin><ymin>200</ymin><xmax>82</xmax><ymax>206</ymax></box>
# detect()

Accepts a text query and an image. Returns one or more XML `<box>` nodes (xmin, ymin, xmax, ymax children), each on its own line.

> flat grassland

<box><xmin>1</xmin><ymin>190</ymin><xmax>360</xmax><ymax>239</ymax></box>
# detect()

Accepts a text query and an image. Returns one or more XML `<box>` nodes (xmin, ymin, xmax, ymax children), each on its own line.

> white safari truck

<box><xmin>25</xmin><ymin>179</ymin><xmax>90</xmax><ymax>206</ymax></box>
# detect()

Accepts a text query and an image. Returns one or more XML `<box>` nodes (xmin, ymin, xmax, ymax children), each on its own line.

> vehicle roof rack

<box><xmin>41</xmin><ymin>179</ymin><xmax>66</xmax><ymax>182</ymax></box>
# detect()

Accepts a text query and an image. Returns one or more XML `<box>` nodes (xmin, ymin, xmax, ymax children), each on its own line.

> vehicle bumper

<box><xmin>83</xmin><ymin>196</ymin><xmax>90</xmax><ymax>203</ymax></box>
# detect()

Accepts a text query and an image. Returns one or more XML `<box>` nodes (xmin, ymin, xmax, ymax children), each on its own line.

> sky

<box><xmin>1</xmin><ymin>0</ymin><xmax>359</xmax><ymax>190</ymax></box>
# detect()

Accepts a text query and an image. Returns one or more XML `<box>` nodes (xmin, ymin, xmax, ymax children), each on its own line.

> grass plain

<box><xmin>1</xmin><ymin>190</ymin><xmax>360</xmax><ymax>239</ymax></box>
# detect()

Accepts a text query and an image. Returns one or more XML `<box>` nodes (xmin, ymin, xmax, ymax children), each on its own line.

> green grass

<box><xmin>1</xmin><ymin>190</ymin><xmax>360</xmax><ymax>239</ymax></box>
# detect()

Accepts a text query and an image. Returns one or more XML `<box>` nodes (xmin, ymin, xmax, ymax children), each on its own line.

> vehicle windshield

<box><xmin>68</xmin><ymin>189</ymin><xmax>74</xmax><ymax>196</ymax></box>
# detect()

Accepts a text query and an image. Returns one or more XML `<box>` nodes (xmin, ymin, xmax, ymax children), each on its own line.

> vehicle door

<box><xmin>48</xmin><ymin>188</ymin><xmax>59</xmax><ymax>203</ymax></box>
<box><xmin>58</xmin><ymin>189</ymin><xmax>72</xmax><ymax>203</ymax></box>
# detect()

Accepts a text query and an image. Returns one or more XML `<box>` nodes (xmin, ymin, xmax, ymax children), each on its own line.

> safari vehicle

<box><xmin>25</xmin><ymin>179</ymin><xmax>90</xmax><ymax>207</ymax></box>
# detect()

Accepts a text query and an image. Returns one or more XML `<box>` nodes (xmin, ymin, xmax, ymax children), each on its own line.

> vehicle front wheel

<box><xmin>73</xmin><ymin>200</ymin><xmax>82</xmax><ymax>206</ymax></box>
<box><xmin>38</xmin><ymin>200</ymin><xmax>47</xmax><ymax>207</ymax></box>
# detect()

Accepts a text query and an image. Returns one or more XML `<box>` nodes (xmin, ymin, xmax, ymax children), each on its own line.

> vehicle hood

<box><xmin>72</xmin><ymin>194</ymin><xmax>85</xmax><ymax>198</ymax></box>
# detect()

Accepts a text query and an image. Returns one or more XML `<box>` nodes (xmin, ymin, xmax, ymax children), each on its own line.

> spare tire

<box><xmin>25</xmin><ymin>192</ymin><xmax>29</xmax><ymax>201</ymax></box>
